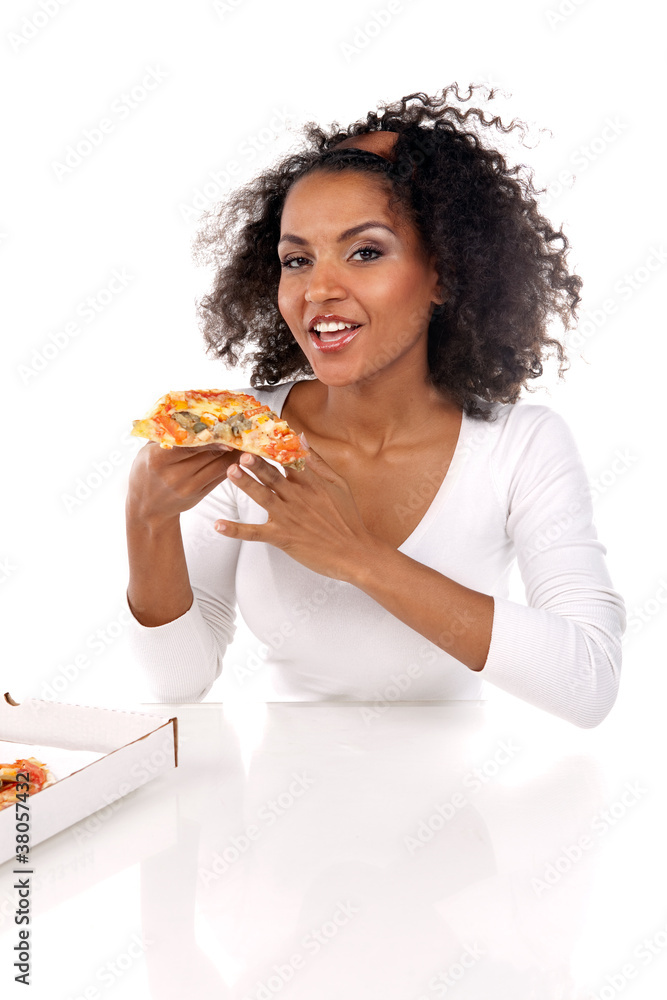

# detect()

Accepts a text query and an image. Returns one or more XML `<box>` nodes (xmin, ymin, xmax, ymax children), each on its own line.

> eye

<box><xmin>351</xmin><ymin>244</ymin><xmax>383</xmax><ymax>262</ymax></box>
<box><xmin>279</xmin><ymin>244</ymin><xmax>384</xmax><ymax>269</ymax></box>
<box><xmin>280</xmin><ymin>255</ymin><xmax>309</xmax><ymax>270</ymax></box>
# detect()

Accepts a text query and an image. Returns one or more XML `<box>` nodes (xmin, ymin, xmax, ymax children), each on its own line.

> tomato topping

<box><xmin>155</xmin><ymin>414</ymin><xmax>188</xmax><ymax>443</ymax></box>
<box><xmin>1</xmin><ymin>758</ymin><xmax>48</xmax><ymax>791</ymax></box>
<box><xmin>244</xmin><ymin>405</ymin><xmax>271</xmax><ymax>418</ymax></box>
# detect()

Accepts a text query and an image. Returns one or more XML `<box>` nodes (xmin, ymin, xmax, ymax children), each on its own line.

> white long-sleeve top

<box><xmin>126</xmin><ymin>379</ymin><xmax>626</xmax><ymax>727</ymax></box>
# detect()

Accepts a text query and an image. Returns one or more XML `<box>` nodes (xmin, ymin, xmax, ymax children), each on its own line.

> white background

<box><xmin>1</xmin><ymin>0</ymin><xmax>664</xmax><ymax>715</ymax></box>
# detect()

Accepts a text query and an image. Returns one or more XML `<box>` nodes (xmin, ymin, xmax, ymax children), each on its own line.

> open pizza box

<box><xmin>0</xmin><ymin>693</ymin><xmax>178</xmax><ymax>865</ymax></box>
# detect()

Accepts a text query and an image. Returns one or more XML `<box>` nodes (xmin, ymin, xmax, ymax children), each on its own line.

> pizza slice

<box><xmin>0</xmin><ymin>757</ymin><xmax>55</xmax><ymax>810</ymax></box>
<box><xmin>131</xmin><ymin>389</ymin><xmax>308</xmax><ymax>470</ymax></box>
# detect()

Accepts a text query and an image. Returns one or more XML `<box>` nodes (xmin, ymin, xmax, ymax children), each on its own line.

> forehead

<box><xmin>280</xmin><ymin>169</ymin><xmax>407</xmax><ymax>233</ymax></box>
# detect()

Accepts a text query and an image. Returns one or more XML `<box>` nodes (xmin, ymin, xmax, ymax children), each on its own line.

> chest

<box><xmin>342</xmin><ymin>448</ymin><xmax>458</xmax><ymax>548</ymax></box>
<box><xmin>279</xmin><ymin>384</ymin><xmax>463</xmax><ymax>549</ymax></box>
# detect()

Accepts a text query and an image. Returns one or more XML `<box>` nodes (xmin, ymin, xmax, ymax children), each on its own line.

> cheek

<box><xmin>377</xmin><ymin>264</ymin><xmax>420</xmax><ymax>301</ymax></box>
<box><xmin>393</xmin><ymin>271</ymin><xmax>434</xmax><ymax>322</ymax></box>
<box><xmin>277</xmin><ymin>286</ymin><xmax>304</xmax><ymax>341</ymax></box>
<box><xmin>277</xmin><ymin>281</ymin><xmax>287</xmax><ymax>312</ymax></box>
<box><xmin>277</xmin><ymin>283</ymin><xmax>293</xmax><ymax>323</ymax></box>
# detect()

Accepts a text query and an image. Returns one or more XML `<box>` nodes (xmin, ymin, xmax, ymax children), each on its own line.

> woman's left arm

<box><xmin>217</xmin><ymin>407</ymin><xmax>626</xmax><ymax>727</ymax></box>
<box><xmin>217</xmin><ymin>448</ymin><xmax>494</xmax><ymax>670</ymax></box>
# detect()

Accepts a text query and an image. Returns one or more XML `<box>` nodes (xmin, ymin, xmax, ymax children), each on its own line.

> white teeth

<box><xmin>313</xmin><ymin>321</ymin><xmax>358</xmax><ymax>333</ymax></box>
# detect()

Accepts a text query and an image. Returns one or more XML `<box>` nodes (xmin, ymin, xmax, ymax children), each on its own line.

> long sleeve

<box><xmin>126</xmin><ymin>479</ymin><xmax>242</xmax><ymax>701</ymax></box>
<box><xmin>481</xmin><ymin>405</ymin><xmax>626</xmax><ymax>727</ymax></box>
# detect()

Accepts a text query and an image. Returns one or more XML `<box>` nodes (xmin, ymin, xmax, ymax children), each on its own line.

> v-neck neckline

<box><xmin>270</xmin><ymin>379</ymin><xmax>469</xmax><ymax>552</ymax></box>
<box><xmin>396</xmin><ymin>407</ymin><xmax>468</xmax><ymax>552</ymax></box>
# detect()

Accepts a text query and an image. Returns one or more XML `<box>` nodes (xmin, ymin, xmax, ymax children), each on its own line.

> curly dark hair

<box><xmin>192</xmin><ymin>83</ymin><xmax>582</xmax><ymax>421</ymax></box>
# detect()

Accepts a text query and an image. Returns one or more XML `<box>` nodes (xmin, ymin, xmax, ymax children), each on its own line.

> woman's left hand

<box><xmin>214</xmin><ymin>445</ymin><xmax>377</xmax><ymax>581</ymax></box>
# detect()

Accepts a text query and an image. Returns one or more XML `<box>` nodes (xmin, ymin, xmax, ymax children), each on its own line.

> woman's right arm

<box><xmin>125</xmin><ymin>441</ymin><xmax>241</xmax><ymax>700</ymax></box>
<box><xmin>126</xmin><ymin>440</ymin><xmax>236</xmax><ymax>625</ymax></box>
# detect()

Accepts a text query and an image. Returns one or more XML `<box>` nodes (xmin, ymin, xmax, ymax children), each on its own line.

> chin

<box><xmin>310</xmin><ymin>368</ymin><xmax>357</xmax><ymax>387</ymax></box>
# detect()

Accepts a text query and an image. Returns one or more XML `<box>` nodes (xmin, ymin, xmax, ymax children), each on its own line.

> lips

<box><xmin>309</xmin><ymin>325</ymin><xmax>363</xmax><ymax>353</ymax></box>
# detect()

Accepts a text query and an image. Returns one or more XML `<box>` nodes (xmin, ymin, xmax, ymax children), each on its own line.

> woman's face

<box><xmin>277</xmin><ymin>169</ymin><xmax>443</xmax><ymax>387</ymax></box>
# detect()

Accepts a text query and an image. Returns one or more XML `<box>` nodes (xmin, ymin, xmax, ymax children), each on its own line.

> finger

<box><xmin>187</xmin><ymin>451</ymin><xmax>238</xmax><ymax>492</ymax></box>
<box><xmin>146</xmin><ymin>440</ymin><xmax>235</xmax><ymax>464</ymax></box>
<box><xmin>238</xmin><ymin>452</ymin><xmax>287</xmax><ymax>490</ymax></box>
<box><xmin>214</xmin><ymin>518</ymin><xmax>268</xmax><ymax>543</ymax></box>
<box><xmin>226</xmin><ymin>462</ymin><xmax>280</xmax><ymax>509</ymax></box>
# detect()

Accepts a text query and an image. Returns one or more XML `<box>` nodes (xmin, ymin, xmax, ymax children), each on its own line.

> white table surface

<box><xmin>1</xmin><ymin>696</ymin><xmax>665</xmax><ymax>1000</ymax></box>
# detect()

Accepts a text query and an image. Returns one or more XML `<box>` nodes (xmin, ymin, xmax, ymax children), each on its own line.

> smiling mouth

<box><xmin>309</xmin><ymin>324</ymin><xmax>362</xmax><ymax>352</ymax></box>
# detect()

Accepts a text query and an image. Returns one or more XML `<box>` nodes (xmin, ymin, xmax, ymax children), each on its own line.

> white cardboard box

<box><xmin>0</xmin><ymin>693</ymin><xmax>177</xmax><ymax>864</ymax></box>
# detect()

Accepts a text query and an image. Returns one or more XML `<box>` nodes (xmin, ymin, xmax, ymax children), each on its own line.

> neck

<box><xmin>310</xmin><ymin>361</ymin><xmax>457</xmax><ymax>457</ymax></box>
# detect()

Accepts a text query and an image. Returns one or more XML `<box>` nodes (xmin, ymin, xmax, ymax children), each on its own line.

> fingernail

<box><xmin>299</xmin><ymin>431</ymin><xmax>309</xmax><ymax>448</ymax></box>
<box><xmin>227</xmin><ymin>465</ymin><xmax>241</xmax><ymax>478</ymax></box>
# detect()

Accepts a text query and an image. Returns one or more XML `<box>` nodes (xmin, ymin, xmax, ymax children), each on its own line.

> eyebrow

<box><xmin>277</xmin><ymin>221</ymin><xmax>396</xmax><ymax>248</ymax></box>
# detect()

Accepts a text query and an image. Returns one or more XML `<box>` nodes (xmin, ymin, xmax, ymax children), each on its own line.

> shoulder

<box><xmin>464</xmin><ymin>395</ymin><xmax>584</xmax><ymax>501</ymax></box>
<box><xmin>487</xmin><ymin>400</ymin><xmax>588</xmax><ymax>520</ymax></box>
<box><xmin>468</xmin><ymin>396</ymin><xmax>577</xmax><ymax>454</ymax></box>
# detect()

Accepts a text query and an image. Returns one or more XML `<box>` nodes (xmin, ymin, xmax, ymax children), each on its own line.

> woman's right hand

<box><xmin>126</xmin><ymin>441</ymin><xmax>240</xmax><ymax>527</ymax></box>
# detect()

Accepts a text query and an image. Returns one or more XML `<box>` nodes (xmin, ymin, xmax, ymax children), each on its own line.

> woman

<box><xmin>125</xmin><ymin>85</ymin><xmax>625</xmax><ymax>726</ymax></box>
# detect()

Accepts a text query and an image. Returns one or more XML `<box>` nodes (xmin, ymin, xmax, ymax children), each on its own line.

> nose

<box><xmin>304</xmin><ymin>258</ymin><xmax>347</xmax><ymax>303</ymax></box>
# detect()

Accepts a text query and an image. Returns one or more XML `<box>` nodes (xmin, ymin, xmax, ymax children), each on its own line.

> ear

<box><xmin>427</xmin><ymin>254</ymin><xmax>448</xmax><ymax>306</ymax></box>
<box><xmin>431</xmin><ymin>277</ymin><xmax>447</xmax><ymax>307</ymax></box>
<box><xmin>433</xmin><ymin>259</ymin><xmax>455</xmax><ymax>306</ymax></box>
